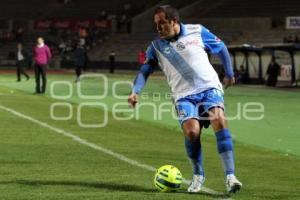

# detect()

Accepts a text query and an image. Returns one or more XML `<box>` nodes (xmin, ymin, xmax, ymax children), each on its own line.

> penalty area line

<box><xmin>0</xmin><ymin>104</ymin><xmax>231</xmax><ymax>200</ymax></box>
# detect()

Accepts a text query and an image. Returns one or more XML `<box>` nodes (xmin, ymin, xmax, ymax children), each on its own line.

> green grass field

<box><xmin>0</xmin><ymin>72</ymin><xmax>299</xmax><ymax>200</ymax></box>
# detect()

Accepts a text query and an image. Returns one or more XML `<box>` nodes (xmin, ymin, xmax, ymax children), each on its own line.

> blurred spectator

<box><xmin>16</xmin><ymin>43</ymin><xmax>30</xmax><ymax>81</ymax></box>
<box><xmin>235</xmin><ymin>64</ymin><xmax>249</xmax><ymax>84</ymax></box>
<box><xmin>296</xmin><ymin>70</ymin><xmax>300</xmax><ymax>87</ymax></box>
<box><xmin>109</xmin><ymin>50</ymin><xmax>116</xmax><ymax>73</ymax></box>
<box><xmin>138</xmin><ymin>48</ymin><xmax>146</xmax><ymax>65</ymax></box>
<box><xmin>74</xmin><ymin>43</ymin><xmax>87</xmax><ymax>82</ymax></box>
<box><xmin>78</xmin><ymin>27</ymin><xmax>88</xmax><ymax>38</ymax></box>
<box><xmin>79</xmin><ymin>37</ymin><xmax>85</xmax><ymax>46</ymax></box>
<box><xmin>117</xmin><ymin>14</ymin><xmax>127</xmax><ymax>33</ymax></box>
<box><xmin>283</xmin><ymin>35</ymin><xmax>299</xmax><ymax>43</ymax></box>
<box><xmin>15</xmin><ymin>27</ymin><xmax>24</xmax><ymax>43</ymax></box>
<box><xmin>58</xmin><ymin>40</ymin><xmax>66</xmax><ymax>55</ymax></box>
<box><xmin>266</xmin><ymin>57</ymin><xmax>280</xmax><ymax>87</ymax></box>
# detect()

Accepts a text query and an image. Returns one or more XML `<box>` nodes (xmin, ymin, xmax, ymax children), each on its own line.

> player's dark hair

<box><xmin>154</xmin><ymin>5</ymin><xmax>180</xmax><ymax>22</ymax></box>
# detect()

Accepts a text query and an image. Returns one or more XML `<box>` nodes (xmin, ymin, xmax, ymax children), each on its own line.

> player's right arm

<box><xmin>128</xmin><ymin>44</ymin><xmax>157</xmax><ymax>108</ymax></box>
<box><xmin>200</xmin><ymin>25</ymin><xmax>235</xmax><ymax>88</ymax></box>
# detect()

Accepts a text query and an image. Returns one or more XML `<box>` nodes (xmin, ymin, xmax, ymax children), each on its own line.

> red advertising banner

<box><xmin>54</xmin><ymin>20</ymin><xmax>71</xmax><ymax>29</ymax></box>
<box><xmin>35</xmin><ymin>19</ymin><xmax>111</xmax><ymax>30</ymax></box>
<box><xmin>94</xmin><ymin>20</ymin><xmax>110</xmax><ymax>28</ymax></box>
<box><xmin>35</xmin><ymin>20</ymin><xmax>52</xmax><ymax>29</ymax></box>
<box><xmin>74</xmin><ymin>19</ymin><xmax>92</xmax><ymax>28</ymax></box>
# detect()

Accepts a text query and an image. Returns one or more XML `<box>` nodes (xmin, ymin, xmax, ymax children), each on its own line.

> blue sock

<box><xmin>185</xmin><ymin>137</ymin><xmax>204</xmax><ymax>176</ymax></box>
<box><xmin>215</xmin><ymin>128</ymin><xmax>235</xmax><ymax>176</ymax></box>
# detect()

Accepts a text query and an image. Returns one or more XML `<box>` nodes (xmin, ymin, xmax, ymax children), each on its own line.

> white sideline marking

<box><xmin>0</xmin><ymin>104</ymin><xmax>231</xmax><ymax>199</ymax></box>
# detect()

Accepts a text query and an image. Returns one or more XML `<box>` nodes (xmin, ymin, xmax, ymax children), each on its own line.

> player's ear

<box><xmin>170</xmin><ymin>19</ymin><xmax>176</xmax><ymax>26</ymax></box>
<box><xmin>172</xmin><ymin>18</ymin><xmax>179</xmax><ymax>26</ymax></box>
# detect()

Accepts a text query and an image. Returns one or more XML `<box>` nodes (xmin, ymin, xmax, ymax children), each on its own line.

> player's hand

<box><xmin>223</xmin><ymin>77</ymin><xmax>235</xmax><ymax>89</ymax></box>
<box><xmin>128</xmin><ymin>93</ymin><xmax>138</xmax><ymax>108</ymax></box>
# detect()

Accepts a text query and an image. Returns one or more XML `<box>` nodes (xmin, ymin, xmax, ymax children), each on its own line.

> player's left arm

<box><xmin>201</xmin><ymin>26</ymin><xmax>234</xmax><ymax>88</ymax></box>
<box><xmin>129</xmin><ymin>44</ymin><xmax>158</xmax><ymax>107</ymax></box>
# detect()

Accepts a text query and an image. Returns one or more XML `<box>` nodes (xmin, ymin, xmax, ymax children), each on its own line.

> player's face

<box><xmin>154</xmin><ymin>12</ymin><xmax>176</xmax><ymax>39</ymax></box>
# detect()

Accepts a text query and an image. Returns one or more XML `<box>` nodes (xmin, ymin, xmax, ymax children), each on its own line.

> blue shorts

<box><xmin>175</xmin><ymin>88</ymin><xmax>224</xmax><ymax>128</ymax></box>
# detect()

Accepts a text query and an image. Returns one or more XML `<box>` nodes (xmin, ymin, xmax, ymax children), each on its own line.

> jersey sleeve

<box><xmin>200</xmin><ymin>25</ymin><xmax>225</xmax><ymax>54</ymax></box>
<box><xmin>144</xmin><ymin>43</ymin><xmax>158</xmax><ymax>67</ymax></box>
<box><xmin>132</xmin><ymin>44</ymin><xmax>157</xmax><ymax>94</ymax></box>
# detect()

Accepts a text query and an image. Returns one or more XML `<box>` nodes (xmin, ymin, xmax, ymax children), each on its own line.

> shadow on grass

<box><xmin>0</xmin><ymin>180</ymin><xmax>155</xmax><ymax>193</ymax></box>
<box><xmin>175</xmin><ymin>188</ymin><xmax>231</xmax><ymax>199</ymax></box>
<box><xmin>0</xmin><ymin>180</ymin><xmax>231</xmax><ymax>199</ymax></box>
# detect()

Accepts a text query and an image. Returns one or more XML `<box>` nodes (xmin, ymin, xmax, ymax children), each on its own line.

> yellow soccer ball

<box><xmin>154</xmin><ymin>165</ymin><xmax>183</xmax><ymax>192</ymax></box>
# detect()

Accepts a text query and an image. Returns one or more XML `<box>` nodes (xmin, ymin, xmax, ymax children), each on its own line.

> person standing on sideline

<box><xmin>16</xmin><ymin>43</ymin><xmax>30</xmax><ymax>81</ymax></box>
<box><xmin>266</xmin><ymin>57</ymin><xmax>281</xmax><ymax>87</ymax></box>
<box><xmin>138</xmin><ymin>48</ymin><xmax>146</xmax><ymax>65</ymax></box>
<box><xmin>33</xmin><ymin>37</ymin><xmax>52</xmax><ymax>94</ymax></box>
<box><xmin>74</xmin><ymin>43</ymin><xmax>87</xmax><ymax>82</ymax></box>
<box><xmin>109</xmin><ymin>50</ymin><xmax>116</xmax><ymax>73</ymax></box>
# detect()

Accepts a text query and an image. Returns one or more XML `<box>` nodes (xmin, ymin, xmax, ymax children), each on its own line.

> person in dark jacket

<box><xmin>266</xmin><ymin>57</ymin><xmax>281</xmax><ymax>87</ymax></box>
<box><xmin>74</xmin><ymin>43</ymin><xmax>87</xmax><ymax>82</ymax></box>
<box><xmin>109</xmin><ymin>50</ymin><xmax>116</xmax><ymax>73</ymax></box>
<box><xmin>16</xmin><ymin>43</ymin><xmax>30</xmax><ymax>81</ymax></box>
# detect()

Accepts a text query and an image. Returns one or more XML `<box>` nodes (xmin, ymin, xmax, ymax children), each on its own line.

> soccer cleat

<box><xmin>226</xmin><ymin>174</ymin><xmax>242</xmax><ymax>193</ymax></box>
<box><xmin>187</xmin><ymin>175</ymin><xmax>205</xmax><ymax>193</ymax></box>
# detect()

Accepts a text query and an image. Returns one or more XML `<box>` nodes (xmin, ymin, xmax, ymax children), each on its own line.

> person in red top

<box><xmin>33</xmin><ymin>37</ymin><xmax>51</xmax><ymax>94</ymax></box>
<box><xmin>138</xmin><ymin>48</ymin><xmax>146</xmax><ymax>65</ymax></box>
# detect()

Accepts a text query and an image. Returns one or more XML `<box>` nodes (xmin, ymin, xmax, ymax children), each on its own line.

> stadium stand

<box><xmin>183</xmin><ymin>0</ymin><xmax>300</xmax><ymax>18</ymax></box>
<box><xmin>0</xmin><ymin>0</ymin><xmax>299</xmax><ymax>84</ymax></box>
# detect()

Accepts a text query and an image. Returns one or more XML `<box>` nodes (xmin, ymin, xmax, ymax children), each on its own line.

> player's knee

<box><xmin>184</xmin><ymin>129</ymin><xmax>200</xmax><ymax>141</ymax></box>
<box><xmin>183</xmin><ymin>126</ymin><xmax>200</xmax><ymax>140</ymax></box>
<box><xmin>182</xmin><ymin>119</ymin><xmax>201</xmax><ymax>140</ymax></box>
<box><xmin>211</xmin><ymin>118</ymin><xmax>227</xmax><ymax>132</ymax></box>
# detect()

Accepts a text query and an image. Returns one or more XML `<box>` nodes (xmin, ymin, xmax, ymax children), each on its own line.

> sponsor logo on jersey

<box><xmin>176</xmin><ymin>42</ymin><xmax>186</xmax><ymax>50</ymax></box>
<box><xmin>184</xmin><ymin>40</ymin><xmax>200</xmax><ymax>47</ymax></box>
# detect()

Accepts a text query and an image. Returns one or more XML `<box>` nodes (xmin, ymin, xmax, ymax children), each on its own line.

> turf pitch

<box><xmin>0</xmin><ymin>72</ymin><xmax>299</xmax><ymax>200</ymax></box>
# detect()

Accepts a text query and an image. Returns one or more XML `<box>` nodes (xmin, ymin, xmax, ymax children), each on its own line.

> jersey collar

<box><xmin>166</xmin><ymin>23</ymin><xmax>186</xmax><ymax>42</ymax></box>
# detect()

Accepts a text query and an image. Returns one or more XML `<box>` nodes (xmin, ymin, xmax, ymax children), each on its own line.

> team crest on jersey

<box><xmin>176</xmin><ymin>42</ymin><xmax>185</xmax><ymax>50</ymax></box>
<box><xmin>164</xmin><ymin>47</ymin><xmax>171</xmax><ymax>54</ymax></box>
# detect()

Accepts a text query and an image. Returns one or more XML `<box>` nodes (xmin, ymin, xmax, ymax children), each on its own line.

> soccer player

<box><xmin>33</xmin><ymin>37</ymin><xmax>51</xmax><ymax>94</ymax></box>
<box><xmin>128</xmin><ymin>5</ymin><xmax>242</xmax><ymax>193</ymax></box>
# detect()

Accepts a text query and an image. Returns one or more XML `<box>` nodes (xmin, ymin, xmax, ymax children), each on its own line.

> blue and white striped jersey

<box><xmin>133</xmin><ymin>23</ymin><xmax>233</xmax><ymax>102</ymax></box>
